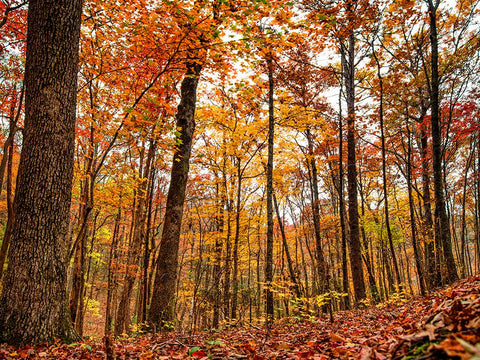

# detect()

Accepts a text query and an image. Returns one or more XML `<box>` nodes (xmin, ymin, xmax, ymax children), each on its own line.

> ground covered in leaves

<box><xmin>1</xmin><ymin>276</ymin><xmax>480</xmax><ymax>359</ymax></box>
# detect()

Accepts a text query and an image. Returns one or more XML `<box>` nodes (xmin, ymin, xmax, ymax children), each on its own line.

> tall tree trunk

<box><xmin>223</xmin><ymin>196</ymin><xmax>233</xmax><ymax>322</ymax></box>
<box><xmin>212</xmin><ymin>175</ymin><xmax>224</xmax><ymax>328</ymax></box>
<box><xmin>149</xmin><ymin>61</ymin><xmax>202</xmax><ymax>329</ymax></box>
<box><xmin>306</xmin><ymin>129</ymin><xmax>328</xmax><ymax>294</ymax></box>
<box><xmin>231</xmin><ymin>158</ymin><xmax>242</xmax><ymax>320</ymax></box>
<box><xmin>273</xmin><ymin>193</ymin><xmax>301</xmax><ymax>298</ymax></box>
<box><xmin>0</xmin><ymin>95</ymin><xmax>20</xmax><ymax>282</ymax></box>
<box><xmin>406</xmin><ymin>125</ymin><xmax>426</xmax><ymax>295</ymax></box>
<box><xmin>69</xmin><ymin>89</ymin><xmax>97</xmax><ymax>334</ymax></box>
<box><xmin>426</xmin><ymin>0</ymin><xmax>458</xmax><ymax>284</ymax></box>
<box><xmin>459</xmin><ymin>144</ymin><xmax>474</xmax><ymax>277</ymax></box>
<box><xmin>358</xmin><ymin>176</ymin><xmax>380</xmax><ymax>302</ymax></box>
<box><xmin>140</xmin><ymin>158</ymin><xmax>157</xmax><ymax>325</ymax></box>
<box><xmin>372</xmin><ymin>46</ymin><xmax>402</xmax><ymax>288</ymax></box>
<box><xmin>338</xmin><ymin>86</ymin><xmax>351</xmax><ymax>309</ymax></box>
<box><xmin>419</xmin><ymin>127</ymin><xmax>440</xmax><ymax>288</ymax></box>
<box><xmin>265</xmin><ymin>52</ymin><xmax>275</xmax><ymax>326</ymax></box>
<box><xmin>341</xmin><ymin>33</ymin><xmax>366</xmax><ymax>303</ymax></box>
<box><xmin>105</xmin><ymin>210</ymin><xmax>121</xmax><ymax>360</ymax></box>
<box><xmin>116</xmin><ymin>140</ymin><xmax>155</xmax><ymax>335</ymax></box>
<box><xmin>476</xmin><ymin>138</ymin><xmax>480</xmax><ymax>273</ymax></box>
<box><xmin>0</xmin><ymin>0</ymin><xmax>82</xmax><ymax>346</ymax></box>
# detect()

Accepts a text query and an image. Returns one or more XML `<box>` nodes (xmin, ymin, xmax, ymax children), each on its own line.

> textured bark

<box><xmin>341</xmin><ymin>33</ymin><xmax>366</xmax><ymax>303</ymax></box>
<box><xmin>149</xmin><ymin>62</ymin><xmax>201</xmax><ymax>329</ymax></box>
<box><xmin>426</xmin><ymin>0</ymin><xmax>458</xmax><ymax>284</ymax></box>
<box><xmin>0</xmin><ymin>0</ymin><xmax>82</xmax><ymax>346</ymax></box>
<box><xmin>265</xmin><ymin>53</ymin><xmax>275</xmax><ymax>326</ymax></box>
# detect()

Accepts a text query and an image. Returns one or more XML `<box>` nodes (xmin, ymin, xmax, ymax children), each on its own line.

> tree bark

<box><xmin>0</xmin><ymin>93</ymin><xmax>21</xmax><ymax>282</ymax></box>
<box><xmin>338</xmin><ymin>86</ymin><xmax>351</xmax><ymax>310</ymax></box>
<box><xmin>306</xmin><ymin>129</ymin><xmax>328</xmax><ymax>295</ymax></box>
<box><xmin>406</xmin><ymin>125</ymin><xmax>426</xmax><ymax>295</ymax></box>
<box><xmin>212</xmin><ymin>174</ymin><xmax>224</xmax><ymax>328</ymax></box>
<box><xmin>116</xmin><ymin>140</ymin><xmax>155</xmax><ymax>335</ymax></box>
<box><xmin>426</xmin><ymin>0</ymin><xmax>458</xmax><ymax>284</ymax></box>
<box><xmin>0</xmin><ymin>0</ymin><xmax>82</xmax><ymax>346</ymax></box>
<box><xmin>372</xmin><ymin>46</ymin><xmax>402</xmax><ymax>288</ymax></box>
<box><xmin>419</xmin><ymin>127</ymin><xmax>440</xmax><ymax>288</ymax></box>
<box><xmin>265</xmin><ymin>52</ymin><xmax>275</xmax><ymax>326</ymax></box>
<box><xmin>341</xmin><ymin>33</ymin><xmax>366</xmax><ymax>303</ymax></box>
<box><xmin>273</xmin><ymin>193</ymin><xmax>301</xmax><ymax>298</ymax></box>
<box><xmin>231</xmin><ymin>158</ymin><xmax>242</xmax><ymax>320</ymax></box>
<box><xmin>149</xmin><ymin>61</ymin><xmax>202</xmax><ymax>329</ymax></box>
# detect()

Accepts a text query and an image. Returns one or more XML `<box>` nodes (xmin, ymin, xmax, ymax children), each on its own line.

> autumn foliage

<box><xmin>0</xmin><ymin>0</ymin><xmax>480</xmax><ymax>355</ymax></box>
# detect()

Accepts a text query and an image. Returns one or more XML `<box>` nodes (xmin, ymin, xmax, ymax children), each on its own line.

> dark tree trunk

<box><xmin>105</xmin><ymin>210</ymin><xmax>121</xmax><ymax>360</ymax></box>
<box><xmin>231</xmin><ymin>158</ymin><xmax>242</xmax><ymax>320</ymax></box>
<box><xmin>223</xmin><ymin>196</ymin><xmax>232</xmax><ymax>321</ymax></box>
<box><xmin>149</xmin><ymin>61</ymin><xmax>202</xmax><ymax>329</ymax></box>
<box><xmin>212</xmin><ymin>176</ymin><xmax>224</xmax><ymax>328</ymax></box>
<box><xmin>406</xmin><ymin>125</ymin><xmax>426</xmax><ymax>295</ymax></box>
<box><xmin>141</xmin><ymin>156</ymin><xmax>156</xmax><ymax>326</ymax></box>
<box><xmin>419</xmin><ymin>127</ymin><xmax>440</xmax><ymax>288</ymax></box>
<box><xmin>426</xmin><ymin>0</ymin><xmax>458</xmax><ymax>284</ymax></box>
<box><xmin>372</xmin><ymin>47</ymin><xmax>402</xmax><ymax>288</ymax></box>
<box><xmin>341</xmin><ymin>33</ymin><xmax>366</xmax><ymax>303</ymax></box>
<box><xmin>0</xmin><ymin>0</ymin><xmax>82</xmax><ymax>346</ymax></box>
<box><xmin>265</xmin><ymin>52</ymin><xmax>275</xmax><ymax>326</ymax></box>
<box><xmin>338</xmin><ymin>87</ymin><xmax>351</xmax><ymax>309</ymax></box>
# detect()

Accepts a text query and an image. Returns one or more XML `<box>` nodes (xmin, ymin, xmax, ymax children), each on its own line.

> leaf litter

<box><xmin>0</xmin><ymin>275</ymin><xmax>479</xmax><ymax>359</ymax></box>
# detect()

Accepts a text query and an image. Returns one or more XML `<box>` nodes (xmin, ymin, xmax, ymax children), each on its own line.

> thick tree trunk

<box><xmin>149</xmin><ymin>61</ymin><xmax>201</xmax><ymax>329</ymax></box>
<box><xmin>0</xmin><ymin>0</ymin><xmax>82</xmax><ymax>346</ymax></box>
<box><xmin>426</xmin><ymin>0</ymin><xmax>458</xmax><ymax>284</ymax></box>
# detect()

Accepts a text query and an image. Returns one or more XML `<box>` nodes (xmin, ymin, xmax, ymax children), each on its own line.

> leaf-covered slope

<box><xmin>1</xmin><ymin>276</ymin><xmax>479</xmax><ymax>359</ymax></box>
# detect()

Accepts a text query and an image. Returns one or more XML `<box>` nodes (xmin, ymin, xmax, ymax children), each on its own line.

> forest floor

<box><xmin>1</xmin><ymin>276</ymin><xmax>479</xmax><ymax>359</ymax></box>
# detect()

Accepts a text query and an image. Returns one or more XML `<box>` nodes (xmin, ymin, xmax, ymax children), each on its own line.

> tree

<box><xmin>0</xmin><ymin>0</ymin><xmax>83</xmax><ymax>346</ymax></box>
<box><xmin>425</xmin><ymin>0</ymin><xmax>458</xmax><ymax>284</ymax></box>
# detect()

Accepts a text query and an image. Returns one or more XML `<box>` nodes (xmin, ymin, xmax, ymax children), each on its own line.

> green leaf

<box><xmin>189</xmin><ymin>346</ymin><xmax>201</xmax><ymax>356</ymax></box>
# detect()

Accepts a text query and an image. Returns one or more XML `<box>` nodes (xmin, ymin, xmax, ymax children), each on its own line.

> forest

<box><xmin>0</xmin><ymin>0</ymin><xmax>479</xmax><ymax>358</ymax></box>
